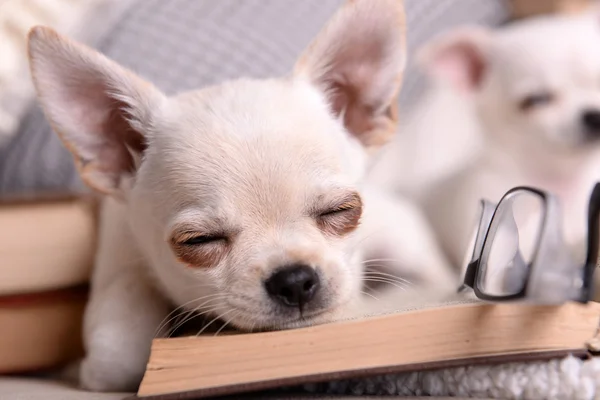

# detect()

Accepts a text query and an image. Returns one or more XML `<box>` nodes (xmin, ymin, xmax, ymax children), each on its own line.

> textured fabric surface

<box><xmin>0</xmin><ymin>377</ymin><xmax>475</xmax><ymax>400</ymax></box>
<box><xmin>0</xmin><ymin>377</ymin><xmax>129</xmax><ymax>400</ymax></box>
<box><xmin>0</xmin><ymin>0</ymin><xmax>509</xmax><ymax>195</ymax></box>
<box><xmin>2</xmin><ymin>356</ymin><xmax>599</xmax><ymax>399</ymax></box>
<box><xmin>300</xmin><ymin>355</ymin><xmax>600</xmax><ymax>399</ymax></box>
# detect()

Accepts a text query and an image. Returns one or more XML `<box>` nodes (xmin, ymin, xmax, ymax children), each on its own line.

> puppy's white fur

<box><xmin>28</xmin><ymin>0</ymin><xmax>455</xmax><ymax>392</ymax></box>
<box><xmin>374</xmin><ymin>9</ymin><xmax>600</xmax><ymax>270</ymax></box>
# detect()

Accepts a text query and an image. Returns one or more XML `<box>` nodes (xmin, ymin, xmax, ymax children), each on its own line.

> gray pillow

<box><xmin>0</xmin><ymin>0</ymin><xmax>509</xmax><ymax>196</ymax></box>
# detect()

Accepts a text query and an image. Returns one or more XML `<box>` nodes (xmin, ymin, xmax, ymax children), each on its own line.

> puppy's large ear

<box><xmin>27</xmin><ymin>26</ymin><xmax>166</xmax><ymax>195</ymax></box>
<box><xmin>417</xmin><ymin>27</ymin><xmax>491</xmax><ymax>92</ymax></box>
<box><xmin>294</xmin><ymin>0</ymin><xmax>406</xmax><ymax>149</ymax></box>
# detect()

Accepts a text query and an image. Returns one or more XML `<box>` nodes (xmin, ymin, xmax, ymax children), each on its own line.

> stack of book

<box><xmin>0</xmin><ymin>194</ymin><xmax>97</xmax><ymax>373</ymax></box>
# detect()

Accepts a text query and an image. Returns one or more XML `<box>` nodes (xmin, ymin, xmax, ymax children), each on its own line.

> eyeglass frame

<box><xmin>458</xmin><ymin>182</ymin><xmax>600</xmax><ymax>304</ymax></box>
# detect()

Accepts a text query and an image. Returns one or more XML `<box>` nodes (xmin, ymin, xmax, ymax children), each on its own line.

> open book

<box><xmin>132</xmin><ymin>300</ymin><xmax>600</xmax><ymax>400</ymax></box>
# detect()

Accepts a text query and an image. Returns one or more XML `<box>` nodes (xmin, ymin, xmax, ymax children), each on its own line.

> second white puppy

<box><xmin>377</xmin><ymin>10</ymin><xmax>600</xmax><ymax>270</ymax></box>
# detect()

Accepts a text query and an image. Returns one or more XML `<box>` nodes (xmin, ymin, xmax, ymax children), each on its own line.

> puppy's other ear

<box><xmin>27</xmin><ymin>26</ymin><xmax>166</xmax><ymax>195</ymax></box>
<box><xmin>417</xmin><ymin>27</ymin><xmax>491</xmax><ymax>92</ymax></box>
<box><xmin>294</xmin><ymin>0</ymin><xmax>406</xmax><ymax>149</ymax></box>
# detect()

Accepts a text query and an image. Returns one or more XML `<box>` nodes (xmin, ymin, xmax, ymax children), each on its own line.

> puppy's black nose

<box><xmin>582</xmin><ymin>109</ymin><xmax>600</xmax><ymax>134</ymax></box>
<box><xmin>265</xmin><ymin>264</ymin><xmax>320</xmax><ymax>308</ymax></box>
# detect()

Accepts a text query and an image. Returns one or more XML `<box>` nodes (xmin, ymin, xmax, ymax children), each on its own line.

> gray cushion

<box><xmin>0</xmin><ymin>0</ymin><xmax>509</xmax><ymax>196</ymax></box>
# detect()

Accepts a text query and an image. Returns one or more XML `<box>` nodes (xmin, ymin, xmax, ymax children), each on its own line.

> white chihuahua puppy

<box><xmin>28</xmin><ymin>0</ymin><xmax>455</xmax><ymax>392</ymax></box>
<box><xmin>380</xmin><ymin>10</ymin><xmax>600</xmax><ymax>270</ymax></box>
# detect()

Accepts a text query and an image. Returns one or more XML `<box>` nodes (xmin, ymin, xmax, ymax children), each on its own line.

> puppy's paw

<box><xmin>77</xmin><ymin>257</ymin><xmax>170</xmax><ymax>392</ymax></box>
<box><xmin>78</xmin><ymin>316</ymin><xmax>158</xmax><ymax>393</ymax></box>
<box><xmin>79</xmin><ymin>355</ymin><xmax>143</xmax><ymax>392</ymax></box>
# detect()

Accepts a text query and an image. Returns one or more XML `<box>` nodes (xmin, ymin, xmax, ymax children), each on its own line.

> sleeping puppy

<box><xmin>375</xmin><ymin>9</ymin><xmax>600</xmax><ymax>271</ymax></box>
<box><xmin>27</xmin><ymin>0</ymin><xmax>455</xmax><ymax>392</ymax></box>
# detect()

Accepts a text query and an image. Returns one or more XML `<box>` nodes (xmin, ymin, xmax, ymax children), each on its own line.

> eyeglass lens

<box><xmin>478</xmin><ymin>192</ymin><xmax>545</xmax><ymax>296</ymax></box>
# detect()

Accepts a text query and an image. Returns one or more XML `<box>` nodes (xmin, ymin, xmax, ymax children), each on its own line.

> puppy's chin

<box><xmin>488</xmin><ymin>122</ymin><xmax>600</xmax><ymax>167</ymax></box>
<box><xmin>568</xmin><ymin>134</ymin><xmax>600</xmax><ymax>153</ymax></box>
<box><xmin>237</xmin><ymin>308</ymin><xmax>345</xmax><ymax>332</ymax></box>
<box><xmin>537</xmin><ymin>131</ymin><xmax>600</xmax><ymax>161</ymax></box>
<box><xmin>213</xmin><ymin>295</ymin><xmax>355</xmax><ymax>333</ymax></box>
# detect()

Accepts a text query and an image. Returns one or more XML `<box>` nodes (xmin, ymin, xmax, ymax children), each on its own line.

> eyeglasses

<box><xmin>458</xmin><ymin>182</ymin><xmax>600</xmax><ymax>304</ymax></box>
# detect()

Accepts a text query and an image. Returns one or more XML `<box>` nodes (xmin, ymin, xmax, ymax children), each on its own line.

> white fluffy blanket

<box><xmin>301</xmin><ymin>355</ymin><xmax>600</xmax><ymax>399</ymax></box>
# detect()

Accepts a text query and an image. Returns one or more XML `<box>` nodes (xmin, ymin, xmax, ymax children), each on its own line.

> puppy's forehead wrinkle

<box><xmin>171</xmin><ymin>77</ymin><xmax>344</xmax><ymax>140</ymax></box>
<box><xmin>159</xmin><ymin>135</ymin><xmax>336</xmax><ymax>192</ymax></box>
<box><xmin>491</xmin><ymin>13</ymin><xmax>600</xmax><ymax>88</ymax></box>
<box><xmin>140</xmin><ymin>77</ymin><xmax>366</xmax><ymax>222</ymax></box>
<box><xmin>473</xmin><ymin>14</ymin><xmax>600</xmax><ymax>143</ymax></box>
<box><xmin>154</xmin><ymin>80</ymin><xmax>348</xmax><ymax>165</ymax></box>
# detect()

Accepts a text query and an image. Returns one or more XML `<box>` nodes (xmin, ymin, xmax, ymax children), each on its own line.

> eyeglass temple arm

<box><xmin>582</xmin><ymin>183</ymin><xmax>600</xmax><ymax>300</ymax></box>
<box><xmin>461</xmin><ymin>199</ymin><xmax>497</xmax><ymax>290</ymax></box>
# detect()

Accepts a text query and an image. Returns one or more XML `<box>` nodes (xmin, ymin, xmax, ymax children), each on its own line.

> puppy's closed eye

<box><xmin>316</xmin><ymin>193</ymin><xmax>363</xmax><ymax>236</ymax></box>
<box><xmin>180</xmin><ymin>234</ymin><xmax>225</xmax><ymax>246</ymax></box>
<box><xmin>518</xmin><ymin>91</ymin><xmax>555</xmax><ymax>112</ymax></box>
<box><xmin>170</xmin><ymin>231</ymin><xmax>228</xmax><ymax>268</ymax></box>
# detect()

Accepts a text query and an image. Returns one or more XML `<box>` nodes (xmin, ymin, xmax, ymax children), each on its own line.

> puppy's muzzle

<box><xmin>265</xmin><ymin>264</ymin><xmax>320</xmax><ymax>309</ymax></box>
<box><xmin>581</xmin><ymin>109</ymin><xmax>600</xmax><ymax>137</ymax></box>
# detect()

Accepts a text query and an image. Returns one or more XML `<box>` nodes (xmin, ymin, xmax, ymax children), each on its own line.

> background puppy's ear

<box><xmin>294</xmin><ymin>0</ymin><xmax>406</xmax><ymax>149</ymax></box>
<box><xmin>417</xmin><ymin>27</ymin><xmax>491</xmax><ymax>92</ymax></box>
<box><xmin>27</xmin><ymin>26</ymin><xmax>166</xmax><ymax>195</ymax></box>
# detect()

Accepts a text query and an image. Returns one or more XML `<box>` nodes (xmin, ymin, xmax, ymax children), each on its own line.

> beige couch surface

<box><xmin>0</xmin><ymin>377</ymin><xmax>483</xmax><ymax>400</ymax></box>
<box><xmin>0</xmin><ymin>377</ymin><xmax>128</xmax><ymax>400</ymax></box>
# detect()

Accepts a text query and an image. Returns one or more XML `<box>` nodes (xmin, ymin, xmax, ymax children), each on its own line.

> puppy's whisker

<box><xmin>167</xmin><ymin>303</ymin><xmax>227</xmax><ymax>337</ymax></box>
<box><xmin>361</xmin><ymin>257</ymin><xmax>406</xmax><ymax>266</ymax></box>
<box><xmin>362</xmin><ymin>257</ymin><xmax>402</xmax><ymax>263</ymax></box>
<box><xmin>155</xmin><ymin>294</ymin><xmax>227</xmax><ymax>336</ymax></box>
<box><xmin>362</xmin><ymin>278</ymin><xmax>410</xmax><ymax>291</ymax></box>
<box><xmin>169</xmin><ymin>297</ymin><xmax>228</xmax><ymax>328</ymax></box>
<box><xmin>196</xmin><ymin>309</ymin><xmax>237</xmax><ymax>336</ymax></box>
<box><xmin>361</xmin><ymin>290</ymin><xmax>379</xmax><ymax>301</ymax></box>
<box><xmin>213</xmin><ymin>311</ymin><xmax>241</xmax><ymax>337</ymax></box>
<box><xmin>362</xmin><ymin>271</ymin><xmax>414</xmax><ymax>286</ymax></box>
<box><xmin>362</xmin><ymin>275</ymin><xmax>412</xmax><ymax>286</ymax></box>
<box><xmin>363</xmin><ymin>282</ymin><xmax>410</xmax><ymax>292</ymax></box>
<box><xmin>362</xmin><ymin>270</ymin><xmax>414</xmax><ymax>281</ymax></box>
<box><xmin>249</xmin><ymin>320</ymin><xmax>257</xmax><ymax>334</ymax></box>
<box><xmin>155</xmin><ymin>294</ymin><xmax>228</xmax><ymax>337</ymax></box>
<box><xmin>159</xmin><ymin>301</ymin><xmax>227</xmax><ymax>338</ymax></box>
<box><xmin>347</xmin><ymin>231</ymin><xmax>380</xmax><ymax>251</ymax></box>
<box><xmin>183</xmin><ymin>280</ymin><xmax>221</xmax><ymax>289</ymax></box>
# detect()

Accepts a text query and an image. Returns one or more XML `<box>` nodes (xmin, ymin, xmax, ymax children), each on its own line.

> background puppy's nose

<box><xmin>581</xmin><ymin>109</ymin><xmax>600</xmax><ymax>134</ymax></box>
<box><xmin>265</xmin><ymin>264</ymin><xmax>320</xmax><ymax>308</ymax></box>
